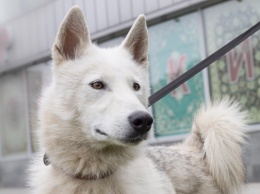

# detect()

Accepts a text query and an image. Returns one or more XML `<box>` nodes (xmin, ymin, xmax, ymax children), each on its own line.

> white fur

<box><xmin>28</xmin><ymin>6</ymin><xmax>246</xmax><ymax>194</ymax></box>
<box><xmin>187</xmin><ymin>99</ymin><xmax>246</xmax><ymax>194</ymax></box>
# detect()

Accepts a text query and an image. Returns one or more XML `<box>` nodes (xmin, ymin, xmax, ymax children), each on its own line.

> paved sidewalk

<box><xmin>0</xmin><ymin>183</ymin><xmax>259</xmax><ymax>194</ymax></box>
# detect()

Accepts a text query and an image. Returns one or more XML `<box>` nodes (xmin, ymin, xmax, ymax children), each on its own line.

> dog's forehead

<box><xmin>81</xmin><ymin>46</ymin><xmax>144</xmax><ymax>79</ymax></box>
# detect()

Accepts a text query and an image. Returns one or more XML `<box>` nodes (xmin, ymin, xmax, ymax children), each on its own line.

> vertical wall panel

<box><xmin>8</xmin><ymin>22</ymin><xmax>18</xmax><ymax>64</ymax></box>
<box><xmin>145</xmin><ymin>0</ymin><xmax>159</xmax><ymax>13</ymax></box>
<box><xmin>16</xmin><ymin>17</ymin><xmax>27</xmax><ymax>62</ymax></box>
<box><xmin>5</xmin><ymin>22</ymin><xmax>17</xmax><ymax>65</ymax></box>
<box><xmin>29</xmin><ymin>12</ymin><xmax>39</xmax><ymax>57</ymax></box>
<box><xmin>10</xmin><ymin>15</ymin><xmax>34</xmax><ymax>65</ymax></box>
<box><xmin>45</xmin><ymin>3</ymin><xmax>56</xmax><ymax>48</ymax></box>
<box><xmin>107</xmin><ymin>0</ymin><xmax>120</xmax><ymax>26</ymax></box>
<box><xmin>96</xmin><ymin>0</ymin><xmax>108</xmax><ymax>30</ymax></box>
<box><xmin>64</xmin><ymin>0</ymin><xmax>75</xmax><ymax>13</ymax></box>
<box><xmin>132</xmin><ymin>0</ymin><xmax>145</xmax><ymax>16</ymax></box>
<box><xmin>119</xmin><ymin>0</ymin><xmax>132</xmax><ymax>22</ymax></box>
<box><xmin>85</xmin><ymin>0</ymin><xmax>97</xmax><ymax>33</ymax></box>
<box><xmin>38</xmin><ymin>8</ymin><xmax>48</xmax><ymax>54</ymax></box>
<box><xmin>54</xmin><ymin>0</ymin><xmax>65</xmax><ymax>35</ymax></box>
<box><xmin>158</xmin><ymin>0</ymin><xmax>173</xmax><ymax>8</ymax></box>
<box><xmin>74</xmin><ymin>0</ymin><xmax>85</xmax><ymax>13</ymax></box>
<box><xmin>21</xmin><ymin>14</ymin><xmax>32</xmax><ymax>61</ymax></box>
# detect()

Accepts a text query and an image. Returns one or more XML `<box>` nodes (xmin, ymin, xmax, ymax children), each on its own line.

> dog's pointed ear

<box><xmin>121</xmin><ymin>15</ymin><xmax>148</xmax><ymax>66</ymax></box>
<box><xmin>52</xmin><ymin>6</ymin><xmax>90</xmax><ymax>64</ymax></box>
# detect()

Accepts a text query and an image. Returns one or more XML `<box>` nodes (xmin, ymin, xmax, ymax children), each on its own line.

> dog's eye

<box><xmin>133</xmin><ymin>83</ymin><xmax>140</xmax><ymax>91</ymax></box>
<box><xmin>90</xmin><ymin>81</ymin><xmax>105</xmax><ymax>90</ymax></box>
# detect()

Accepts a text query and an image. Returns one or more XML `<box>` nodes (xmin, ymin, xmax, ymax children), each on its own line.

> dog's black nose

<box><xmin>128</xmin><ymin>111</ymin><xmax>153</xmax><ymax>134</ymax></box>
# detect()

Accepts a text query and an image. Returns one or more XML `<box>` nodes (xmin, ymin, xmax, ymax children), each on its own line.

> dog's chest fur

<box><xmin>31</xmin><ymin>155</ymin><xmax>174</xmax><ymax>194</ymax></box>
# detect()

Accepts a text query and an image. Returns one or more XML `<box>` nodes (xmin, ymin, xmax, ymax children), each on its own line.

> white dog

<box><xmin>28</xmin><ymin>6</ymin><xmax>247</xmax><ymax>194</ymax></box>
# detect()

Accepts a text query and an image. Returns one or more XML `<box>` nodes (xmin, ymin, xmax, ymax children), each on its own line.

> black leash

<box><xmin>148</xmin><ymin>21</ymin><xmax>260</xmax><ymax>107</ymax></box>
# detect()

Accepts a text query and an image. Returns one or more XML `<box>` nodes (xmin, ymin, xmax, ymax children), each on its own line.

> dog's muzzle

<box><xmin>95</xmin><ymin>111</ymin><xmax>153</xmax><ymax>145</ymax></box>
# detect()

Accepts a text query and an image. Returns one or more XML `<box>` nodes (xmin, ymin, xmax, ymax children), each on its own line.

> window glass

<box><xmin>26</xmin><ymin>62</ymin><xmax>52</xmax><ymax>152</ymax></box>
<box><xmin>0</xmin><ymin>71</ymin><xmax>28</xmax><ymax>156</ymax></box>
<box><xmin>204</xmin><ymin>0</ymin><xmax>260</xmax><ymax>124</ymax></box>
<box><xmin>148</xmin><ymin>12</ymin><xmax>205</xmax><ymax>137</ymax></box>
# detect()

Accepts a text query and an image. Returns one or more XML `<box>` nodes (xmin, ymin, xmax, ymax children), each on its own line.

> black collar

<box><xmin>43</xmin><ymin>153</ymin><xmax>114</xmax><ymax>180</ymax></box>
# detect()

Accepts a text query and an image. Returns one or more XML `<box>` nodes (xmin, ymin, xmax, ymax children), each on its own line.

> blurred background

<box><xmin>0</xmin><ymin>0</ymin><xmax>260</xmax><ymax>193</ymax></box>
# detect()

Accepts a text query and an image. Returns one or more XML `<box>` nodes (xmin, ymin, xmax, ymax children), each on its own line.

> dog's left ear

<box><xmin>121</xmin><ymin>15</ymin><xmax>148</xmax><ymax>66</ymax></box>
<box><xmin>52</xmin><ymin>6</ymin><xmax>90</xmax><ymax>64</ymax></box>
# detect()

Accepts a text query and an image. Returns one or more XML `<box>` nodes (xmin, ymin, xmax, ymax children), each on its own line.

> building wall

<box><xmin>0</xmin><ymin>0</ymin><xmax>260</xmax><ymax>188</ymax></box>
<box><xmin>0</xmin><ymin>0</ymin><xmax>216</xmax><ymax>74</ymax></box>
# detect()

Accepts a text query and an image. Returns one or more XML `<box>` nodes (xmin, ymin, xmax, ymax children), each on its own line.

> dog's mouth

<box><xmin>119</xmin><ymin>137</ymin><xmax>144</xmax><ymax>144</ymax></box>
<box><xmin>96</xmin><ymin>129</ymin><xmax>108</xmax><ymax>136</ymax></box>
<box><xmin>96</xmin><ymin>129</ymin><xmax>146</xmax><ymax>145</ymax></box>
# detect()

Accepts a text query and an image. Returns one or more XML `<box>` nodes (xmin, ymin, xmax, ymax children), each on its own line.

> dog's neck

<box><xmin>43</xmin><ymin>137</ymin><xmax>142</xmax><ymax>181</ymax></box>
<box><xmin>43</xmin><ymin>153</ymin><xmax>114</xmax><ymax>180</ymax></box>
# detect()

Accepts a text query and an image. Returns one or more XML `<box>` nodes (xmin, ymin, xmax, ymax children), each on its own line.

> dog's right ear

<box><xmin>121</xmin><ymin>15</ymin><xmax>148</xmax><ymax>66</ymax></box>
<box><xmin>52</xmin><ymin>6</ymin><xmax>90</xmax><ymax>64</ymax></box>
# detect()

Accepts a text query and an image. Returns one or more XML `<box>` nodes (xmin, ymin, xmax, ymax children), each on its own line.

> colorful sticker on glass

<box><xmin>149</xmin><ymin>12</ymin><xmax>205</xmax><ymax>137</ymax></box>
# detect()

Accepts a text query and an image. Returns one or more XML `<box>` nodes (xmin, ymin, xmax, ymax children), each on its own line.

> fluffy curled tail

<box><xmin>186</xmin><ymin>99</ymin><xmax>247</xmax><ymax>194</ymax></box>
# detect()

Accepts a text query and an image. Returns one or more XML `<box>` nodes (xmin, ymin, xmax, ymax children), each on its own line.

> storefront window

<box><xmin>148</xmin><ymin>12</ymin><xmax>205</xmax><ymax>137</ymax></box>
<box><xmin>204</xmin><ymin>0</ymin><xmax>260</xmax><ymax>124</ymax></box>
